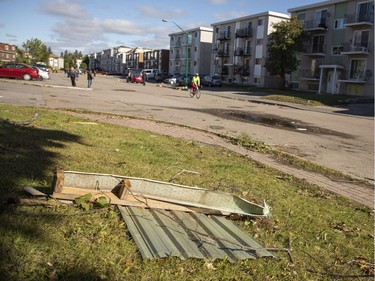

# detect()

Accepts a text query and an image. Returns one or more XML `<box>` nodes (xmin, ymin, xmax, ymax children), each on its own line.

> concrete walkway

<box><xmin>65</xmin><ymin>111</ymin><xmax>374</xmax><ymax>208</ymax></box>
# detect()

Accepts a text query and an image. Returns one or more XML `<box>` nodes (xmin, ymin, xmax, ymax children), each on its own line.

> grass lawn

<box><xmin>0</xmin><ymin>104</ymin><xmax>373</xmax><ymax>281</ymax></box>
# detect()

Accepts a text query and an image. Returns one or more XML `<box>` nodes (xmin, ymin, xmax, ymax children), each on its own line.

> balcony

<box><xmin>341</xmin><ymin>43</ymin><xmax>371</xmax><ymax>55</ymax></box>
<box><xmin>300</xmin><ymin>69</ymin><xmax>320</xmax><ymax>80</ymax></box>
<box><xmin>303</xmin><ymin>19</ymin><xmax>328</xmax><ymax>31</ymax></box>
<box><xmin>217</xmin><ymin>31</ymin><xmax>231</xmax><ymax>41</ymax></box>
<box><xmin>216</xmin><ymin>50</ymin><xmax>230</xmax><ymax>57</ymax></box>
<box><xmin>234</xmin><ymin>48</ymin><xmax>244</xmax><ymax>56</ymax></box>
<box><xmin>243</xmin><ymin>47</ymin><xmax>251</xmax><ymax>56</ymax></box>
<box><xmin>235</xmin><ymin>28</ymin><xmax>253</xmax><ymax>38</ymax></box>
<box><xmin>344</xmin><ymin>14</ymin><xmax>373</xmax><ymax>28</ymax></box>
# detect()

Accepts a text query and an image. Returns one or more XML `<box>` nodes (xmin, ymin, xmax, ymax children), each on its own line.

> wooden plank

<box><xmin>24</xmin><ymin>186</ymin><xmax>47</xmax><ymax>197</ymax></box>
<box><xmin>52</xmin><ymin>169</ymin><xmax>65</xmax><ymax>194</ymax></box>
<box><xmin>52</xmin><ymin>186</ymin><xmax>228</xmax><ymax>215</ymax></box>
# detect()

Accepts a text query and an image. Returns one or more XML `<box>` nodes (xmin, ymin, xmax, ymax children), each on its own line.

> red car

<box><xmin>130</xmin><ymin>70</ymin><xmax>144</xmax><ymax>83</ymax></box>
<box><xmin>0</xmin><ymin>63</ymin><xmax>39</xmax><ymax>80</ymax></box>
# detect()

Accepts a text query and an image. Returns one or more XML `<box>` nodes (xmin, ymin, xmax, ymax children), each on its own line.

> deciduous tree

<box><xmin>264</xmin><ymin>17</ymin><xmax>309</xmax><ymax>88</ymax></box>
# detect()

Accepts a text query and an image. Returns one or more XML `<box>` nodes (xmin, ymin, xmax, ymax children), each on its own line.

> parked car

<box><xmin>0</xmin><ymin>63</ymin><xmax>39</xmax><ymax>80</ymax></box>
<box><xmin>201</xmin><ymin>75</ymin><xmax>222</xmax><ymax>87</ymax></box>
<box><xmin>178</xmin><ymin>75</ymin><xmax>193</xmax><ymax>86</ymax></box>
<box><xmin>141</xmin><ymin>69</ymin><xmax>158</xmax><ymax>80</ymax></box>
<box><xmin>130</xmin><ymin>70</ymin><xmax>144</xmax><ymax>83</ymax></box>
<box><xmin>154</xmin><ymin>72</ymin><xmax>171</xmax><ymax>82</ymax></box>
<box><xmin>33</xmin><ymin>63</ymin><xmax>49</xmax><ymax>73</ymax></box>
<box><xmin>33</xmin><ymin>66</ymin><xmax>49</xmax><ymax>80</ymax></box>
<box><xmin>163</xmin><ymin>74</ymin><xmax>184</xmax><ymax>85</ymax></box>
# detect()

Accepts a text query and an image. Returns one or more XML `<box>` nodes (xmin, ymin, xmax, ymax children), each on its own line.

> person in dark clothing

<box><xmin>142</xmin><ymin>70</ymin><xmax>147</xmax><ymax>86</ymax></box>
<box><xmin>69</xmin><ymin>67</ymin><xmax>76</xmax><ymax>87</ymax></box>
<box><xmin>87</xmin><ymin>70</ymin><xmax>93</xmax><ymax>88</ymax></box>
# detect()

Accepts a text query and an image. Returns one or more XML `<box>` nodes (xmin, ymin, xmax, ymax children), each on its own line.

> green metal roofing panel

<box><xmin>119</xmin><ymin>206</ymin><xmax>275</xmax><ymax>263</ymax></box>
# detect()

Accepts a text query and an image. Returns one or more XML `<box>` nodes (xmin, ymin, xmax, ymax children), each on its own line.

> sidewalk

<box><xmin>65</xmin><ymin>111</ymin><xmax>374</xmax><ymax>209</ymax></box>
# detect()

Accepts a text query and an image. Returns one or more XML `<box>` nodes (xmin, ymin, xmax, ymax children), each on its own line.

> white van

<box><xmin>141</xmin><ymin>69</ymin><xmax>158</xmax><ymax>80</ymax></box>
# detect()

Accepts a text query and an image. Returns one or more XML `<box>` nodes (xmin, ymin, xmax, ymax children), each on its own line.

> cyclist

<box><xmin>191</xmin><ymin>73</ymin><xmax>200</xmax><ymax>93</ymax></box>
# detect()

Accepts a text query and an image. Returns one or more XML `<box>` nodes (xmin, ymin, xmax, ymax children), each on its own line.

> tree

<box><xmin>22</xmin><ymin>38</ymin><xmax>51</xmax><ymax>65</ymax></box>
<box><xmin>264</xmin><ymin>16</ymin><xmax>309</xmax><ymax>88</ymax></box>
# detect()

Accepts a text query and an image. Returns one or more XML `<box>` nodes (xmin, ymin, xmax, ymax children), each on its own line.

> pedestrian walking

<box><xmin>87</xmin><ymin>70</ymin><xmax>93</xmax><ymax>88</ymax></box>
<box><xmin>69</xmin><ymin>67</ymin><xmax>76</xmax><ymax>87</ymax></box>
<box><xmin>142</xmin><ymin>70</ymin><xmax>147</xmax><ymax>86</ymax></box>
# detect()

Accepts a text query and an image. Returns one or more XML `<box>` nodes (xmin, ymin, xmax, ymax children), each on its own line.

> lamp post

<box><xmin>162</xmin><ymin>19</ymin><xmax>189</xmax><ymax>88</ymax></box>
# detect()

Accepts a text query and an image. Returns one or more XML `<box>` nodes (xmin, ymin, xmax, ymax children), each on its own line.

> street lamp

<box><xmin>162</xmin><ymin>19</ymin><xmax>189</xmax><ymax>88</ymax></box>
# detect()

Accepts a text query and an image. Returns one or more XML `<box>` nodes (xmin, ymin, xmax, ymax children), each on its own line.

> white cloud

<box><xmin>138</xmin><ymin>6</ymin><xmax>186</xmax><ymax>19</ymax></box>
<box><xmin>39</xmin><ymin>0</ymin><xmax>87</xmax><ymax>18</ymax></box>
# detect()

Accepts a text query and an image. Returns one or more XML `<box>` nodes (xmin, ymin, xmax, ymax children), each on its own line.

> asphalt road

<box><xmin>0</xmin><ymin>73</ymin><xmax>374</xmax><ymax>184</ymax></box>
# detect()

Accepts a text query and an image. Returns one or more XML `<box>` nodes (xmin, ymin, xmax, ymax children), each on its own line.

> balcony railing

<box><xmin>234</xmin><ymin>48</ymin><xmax>244</xmax><ymax>56</ymax></box>
<box><xmin>303</xmin><ymin>19</ymin><xmax>328</xmax><ymax>30</ymax></box>
<box><xmin>235</xmin><ymin>28</ymin><xmax>253</xmax><ymax>38</ymax></box>
<box><xmin>344</xmin><ymin>13</ymin><xmax>374</xmax><ymax>26</ymax></box>
<box><xmin>217</xmin><ymin>31</ymin><xmax>231</xmax><ymax>41</ymax></box>
<box><xmin>300</xmin><ymin>69</ymin><xmax>320</xmax><ymax>79</ymax></box>
<box><xmin>216</xmin><ymin>50</ymin><xmax>230</xmax><ymax>57</ymax></box>
<box><xmin>342</xmin><ymin>42</ymin><xmax>371</xmax><ymax>54</ymax></box>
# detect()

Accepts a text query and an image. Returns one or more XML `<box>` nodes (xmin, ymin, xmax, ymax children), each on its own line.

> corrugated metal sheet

<box><xmin>119</xmin><ymin>206</ymin><xmax>275</xmax><ymax>263</ymax></box>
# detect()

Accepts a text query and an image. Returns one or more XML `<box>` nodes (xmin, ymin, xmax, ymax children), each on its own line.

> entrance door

<box><xmin>326</xmin><ymin>71</ymin><xmax>334</xmax><ymax>93</ymax></box>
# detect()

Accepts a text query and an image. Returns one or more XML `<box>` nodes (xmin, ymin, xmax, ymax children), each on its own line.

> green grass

<box><xmin>0</xmin><ymin>104</ymin><xmax>373</xmax><ymax>281</ymax></box>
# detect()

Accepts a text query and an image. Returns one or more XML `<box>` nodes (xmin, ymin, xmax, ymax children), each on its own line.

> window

<box><xmin>350</xmin><ymin>59</ymin><xmax>366</xmax><ymax>80</ymax></box>
<box><xmin>256</xmin><ymin>39</ymin><xmax>263</xmax><ymax>45</ymax></box>
<box><xmin>334</xmin><ymin>19</ymin><xmax>344</xmax><ymax>29</ymax></box>
<box><xmin>258</xmin><ymin>19</ymin><xmax>263</xmax><ymax>26</ymax></box>
<box><xmin>311</xmin><ymin>59</ymin><xmax>322</xmax><ymax>78</ymax></box>
<box><xmin>255</xmin><ymin>58</ymin><xmax>262</xmax><ymax>64</ymax></box>
<box><xmin>312</xmin><ymin>35</ymin><xmax>325</xmax><ymax>53</ymax></box>
<box><xmin>5</xmin><ymin>45</ymin><xmax>8</xmax><ymax>50</ymax></box>
<box><xmin>356</xmin><ymin>1</ymin><xmax>374</xmax><ymax>22</ymax></box>
<box><xmin>297</xmin><ymin>13</ymin><xmax>306</xmax><ymax>22</ymax></box>
<box><xmin>331</xmin><ymin>46</ymin><xmax>343</xmax><ymax>55</ymax></box>
<box><xmin>314</xmin><ymin>9</ymin><xmax>328</xmax><ymax>27</ymax></box>
<box><xmin>353</xmin><ymin>30</ymin><xmax>369</xmax><ymax>48</ymax></box>
<box><xmin>254</xmin><ymin>77</ymin><xmax>261</xmax><ymax>83</ymax></box>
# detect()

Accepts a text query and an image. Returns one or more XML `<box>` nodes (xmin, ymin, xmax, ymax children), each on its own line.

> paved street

<box><xmin>0</xmin><ymin>73</ymin><xmax>373</xmax><ymax>207</ymax></box>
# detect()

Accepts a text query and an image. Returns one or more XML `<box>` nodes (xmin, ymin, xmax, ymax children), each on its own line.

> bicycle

<box><xmin>189</xmin><ymin>85</ymin><xmax>201</xmax><ymax>99</ymax></box>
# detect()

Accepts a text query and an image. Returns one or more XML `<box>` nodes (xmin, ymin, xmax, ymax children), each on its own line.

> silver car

<box><xmin>201</xmin><ymin>75</ymin><xmax>222</xmax><ymax>87</ymax></box>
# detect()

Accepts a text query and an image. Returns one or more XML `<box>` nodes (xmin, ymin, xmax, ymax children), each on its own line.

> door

<box><xmin>327</xmin><ymin>71</ymin><xmax>334</xmax><ymax>93</ymax></box>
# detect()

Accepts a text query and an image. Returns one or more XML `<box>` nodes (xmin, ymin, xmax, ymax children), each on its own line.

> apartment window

<box><xmin>258</xmin><ymin>19</ymin><xmax>263</xmax><ymax>26</ymax></box>
<box><xmin>312</xmin><ymin>35</ymin><xmax>325</xmax><ymax>53</ymax></box>
<box><xmin>334</xmin><ymin>19</ymin><xmax>344</xmax><ymax>29</ymax></box>
<box><xmin>5</xmin><ymin>45</ymin><xmax>8</xmax><ymax>50</ymax></box>
<box><xmin>195</xmin><ymin>32</ymin><xmax>198</xmax><ymax>38</ymax></box>
<box><xmin>331</xmin><ymin>46</ymin><xmax>343</xmax><ymax>55</ymax></box>
<box><xmin>353</xmin><ymin>30</ymin><xmax>369</xmax><ymax>48</ymax></box>
<box><xmin>12</xmin><ymin>46</ymin><xmax>15</xmax><ymax>50</ymax></box>
<box><xmin>314</xmin><ymin>9</ymin><xmax>328</xmax><ymax>27</ymax></box>
<box><xmin>297</xmin><ymin>13</ymin><xmax>306</xmax><ymax>22</ymax></box>
<box><xmin>356</xmin><ymin>1</ymin><xmax>374</xmax><ymax>22</ymax></box>
<box><xmin>255</xmin><ymin>58</ymin><xmax>262</xmax><ymax>64</ymax></box>
<box><xmin>311</xmin><ymin>59</ymin><xmax>322</xmax><ymax>78</ymax></box>
<box><xmin>195</xmin><ymin>46</ymin><xmax>197</xmax><ymax>52</ymax></box>
<box><xmin>350</xmin><ymin>59</ymin><xmax>366</xmax><ymax>80</ymax></box>
<box><xmin>256</xmin><ymin>39</ymin><xmax>263</xmax><ymax>45</ymax></box>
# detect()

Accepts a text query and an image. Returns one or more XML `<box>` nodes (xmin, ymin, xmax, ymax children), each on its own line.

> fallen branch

<box><xmin>1</xmin><ymin>112</ymin><xmax>39</xmax><ymax>126</ymax></box>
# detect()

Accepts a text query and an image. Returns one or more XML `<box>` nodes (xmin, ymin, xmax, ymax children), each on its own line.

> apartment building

<box><xmin>0</xmin><ymin>42</ymin><xmax>17</xmax><ymax>63</ymax></box>
<box><xmin>48</xmin><ymin>54</ymin><xmax>64</xmax><ymax>70</ymax></box>
<box><xmin>143</xmin><ymin>49</ymin><xmax>170</xmax><ymax>74</ymax></box>
<box><xmin>167</xmin><ymin>27</ymin><xmax>213</xmax><ymax>76</ymax></box>
<box><xmin>211</xmin><ymin>12</ymin><xmax>290</xmax><ymax>87</ymax></box>
<box><xmin>288</xmin><ymin>0</ymin><xmax>374</xmax><ymax>97</ymax></box>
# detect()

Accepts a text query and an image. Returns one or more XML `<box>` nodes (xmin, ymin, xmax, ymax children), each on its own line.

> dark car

<box><xmin>163</xmin><ymin>74</ymin><xmax>184</xmax><ymax>85</ymax></box>
<box><xmin>154</xmin><ymin>72</ymin><xmax>171</xmax><ymax>82</ymax></box>
<box><xmin>201</xmin><ymin>75</ymin><xmax>222</xmax><ymax>87</ymax></box>
<box><xmin>178</xmin><ymin>75</ymin><xmax>193</xmax><ymax>86</ymax></box>
<box><xmin>0</xmin><ymin>63</ymin><xmax>39</xmax><ymax>80</ymax></box>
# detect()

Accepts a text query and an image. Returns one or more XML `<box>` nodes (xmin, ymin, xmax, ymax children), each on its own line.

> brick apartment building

<box><xmin>0</xmin><ymin>42</ymin><xmax>17</xmax><ymax>63</ymax></box>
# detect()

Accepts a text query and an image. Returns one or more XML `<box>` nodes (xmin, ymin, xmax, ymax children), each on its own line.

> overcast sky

<box><xmin>0</xmin><ymin>0</ymin><xmax>319</xmax><ymax>55</ymax></box>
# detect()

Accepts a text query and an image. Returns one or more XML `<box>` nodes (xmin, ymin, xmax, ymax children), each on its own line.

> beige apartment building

<box><xmin>167</xmin><ymin>27</ymin><xmax>213</xmax><ymax>76</ymax></box>
<box><xmin>211</xmin><ymin>11</ymin><xmax>290</xmax><ymax>87</ymax></box>
<box><xmin>289</xmin><ymin>0</ymin><xmax>374</xmax><ymax>97</ymax></box>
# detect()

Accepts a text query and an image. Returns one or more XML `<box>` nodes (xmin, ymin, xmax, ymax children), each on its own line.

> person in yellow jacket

<box><xmin>191</xmin><ymin>73</ymin><xmax>200</xmax><ymax>90</ymax></box>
